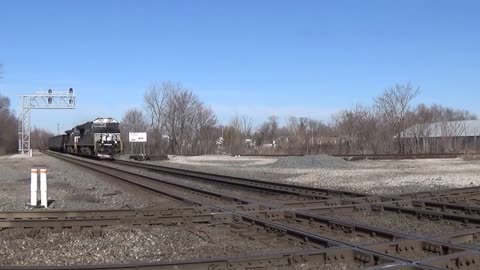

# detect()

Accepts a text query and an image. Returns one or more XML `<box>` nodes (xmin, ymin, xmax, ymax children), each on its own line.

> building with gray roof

<box><xmin>401</xmin><ymin>120</ymin><xmax>480</xmax><ymax>153</ymax></box>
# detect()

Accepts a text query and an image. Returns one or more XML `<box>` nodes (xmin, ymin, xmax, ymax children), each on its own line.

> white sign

<box><xmin>129</xmin><ymin>132</ymin><xmax>147</xmax><ymax>142</ymax></box>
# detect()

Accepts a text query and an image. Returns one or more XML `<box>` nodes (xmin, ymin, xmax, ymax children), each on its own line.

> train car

<box><xmin>49</xmin><ymin>117</ymin><xmax>123</xmax><ymax>159</ymax></box>
<box><xmin>48</xmin><ymin>135</ymin><xmax>67</xmax><ymax>152</ymax></box>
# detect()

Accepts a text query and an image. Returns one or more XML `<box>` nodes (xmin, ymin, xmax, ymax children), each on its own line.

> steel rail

<box><xmin>38</xmin><ymin>153</ymin><xmax>446</xmax><ymax>262</ymax></box>
<box><xmin>40</xmin><ymin>151</ymin><xmax>350</xmax><ymax>247</ymax></box>
<box><xmin>396</xmin><ymin>186</ymin><xmax>480</xmax><ymax>200</ymax></box>
<box><xmin>430</xmin><ymin>228</ymin><xmax>480</xmax><ymax>250</ymax></box>
<box><xmin>304</xmin><ymin>203</ymin><xmax>480</xmax><ymax>230</ymax></box>
<box><xmin>40</xmin><ymin>151</ymin><xmax>480</xmax><ymax>269</ymax></box>
<box><xmin>43</xmin><ymin>151</ymin><xmax>254</xmax><ymax>207</ymax></box>
<box><xmin>42</xmin><ymin>151</ymin><xmax>417</xmax><ymax>244</ymax></box>
<box><xmin>332</xmin><ymin>153</ymin><xmax>463</xmax><ymax>160</ymax></box>
<box><xmin>0</xmin><ymin>207</ymin><xmax>211</xmax><ymax>220</ymax></box>
<box><xmin>384</xmin><ymin>199</ymin><xmax>480</xmax><ymax>217</ymax></box>
<box><xmin>114</xmin><ymin>158</ymin><xmax>365</xmax><ymax>198</ymax></box>
<box><xmin>0</xmin><ymin>207</ymin><xmax>224</xmax><ymax>229</ymax></box>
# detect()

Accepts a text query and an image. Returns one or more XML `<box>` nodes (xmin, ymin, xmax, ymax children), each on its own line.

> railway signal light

<box><xmin>48</xmin><ymin>89</ymin><xmax>53</xmax><ymax>104</ymax></box>
<box><xmin>19</xmin><ymin>88</ymin><xmax>76</xmax><ymax>156</ymax></box>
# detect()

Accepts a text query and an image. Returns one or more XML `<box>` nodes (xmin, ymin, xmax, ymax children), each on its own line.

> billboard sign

<box><xmin>129</xmin><ymin>132</ymin><xmax>147</xmax><ymax>142</ymax></box>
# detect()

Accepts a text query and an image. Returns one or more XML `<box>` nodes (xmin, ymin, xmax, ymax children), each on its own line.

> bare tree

<box><xmin>334</xmin><ymin>104</ymin><xmax>380</xmax><ymax>154</ymax></box>
<box><xmin>375</xmin><ymin>83</ymin><xmax>420</xmax><ymax>153</ymax></box>
<box><xmin>240</xmin><ymin>115</ymin><xmax>253</xmax><ymax>137</ymax></box>
<box><xmin>256</xmin><ymin>115</ymin><xmax>279</xmax><ymax>147</ymax></box>
<box><xmin>190</xmin><ymin>106</ymin><xmax>217</xmax><ymax>154</ymax></box>
<box><xmin>0</xmin><ymin>93</ymin><xmax>18</xmax><ymax>155</ymax></box>
<box><xmin>31</xmin><ymin>127</ymin><xmax>54</xmax><ymax>150</ymax></box>
<box><xmin>138</xmin><ymin>80</ymin><xmax>477</xmax><ymax>156</ymax></box>
<box><xmin>144</xmin><ymin>82</ymin><xmax>172</xmax><ymax>132</ymax></box>
<box><xmin>223</xmin><ymin>114</ymin><xmax>253</xmax><ymax>154</ymax></box>
<box><xmin>143</xmin><ymin>81</ymin><xmax>218</xmax><ymax>155</ymax></box>
<box><xmin>225</xmin><ymin>114</ymin><xmax>242</xmax><ymax>154</ymax></box>
<box><xmin>143</xmin><ymin>82</ymin><xmax>176</xmax><ymax>155</ymax></box>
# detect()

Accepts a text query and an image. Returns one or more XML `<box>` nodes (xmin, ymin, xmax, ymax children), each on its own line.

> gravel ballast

<box><xmin>267</xmin><ymin>155</ymin><xmax>350</xmax><ymax>169</ymax></box>
<box><xmin>0</xmin><ymin>224</ymin><xmax>313</xmax><ymax>266</ymax></box>
<box><xmin>150</xmin><ymin>155</ymin><xmax>480</xmax><ymax>195</ymax></box>
<box><xmin>0</xmin><ymin>152</ymin><xmax>184</xmax><ymax>211</ymax></box>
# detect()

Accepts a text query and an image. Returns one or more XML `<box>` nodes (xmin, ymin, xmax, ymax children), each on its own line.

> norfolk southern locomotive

<box><xmin>48</xmin><ymin>118</ymin><xmax>123</xmax><ymax>159</ymax></box>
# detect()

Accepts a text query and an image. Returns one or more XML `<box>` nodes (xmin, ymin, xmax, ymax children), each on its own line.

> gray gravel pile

<box><xmin>266</xmin><ymin>155</ymin><xmax>350</xmax><ymax>169</ymax></box>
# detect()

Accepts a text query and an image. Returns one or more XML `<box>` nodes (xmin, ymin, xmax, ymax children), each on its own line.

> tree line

<box><xmin>332</xmin><ymin>84</ymin><xmax>476</xmax><ymax>155</ymax></box>
<box><xmin>122</xmin><ymin>82</ymin><xmax>218</xmax><ymax>156</ymax></box>
<box><xmin>0</xmin><ymin>91</ymin><xmax>54</xmax><ymax>154</ymax></box>
<box><xmin>122</xmin><ymin>81</ymin><xmax>478</xmax><ymax>156</ymax></box>
<box><xmin>0</xmin><ymin>93</ymin><xmax>18</xmax><ymax>154</ymax></box>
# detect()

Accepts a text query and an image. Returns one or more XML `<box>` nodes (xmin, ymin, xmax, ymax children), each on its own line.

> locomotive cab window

<box><xmin>93</xmin><ymin>122</ymin><xmax>106</xmax><ymax>128</ymax></box>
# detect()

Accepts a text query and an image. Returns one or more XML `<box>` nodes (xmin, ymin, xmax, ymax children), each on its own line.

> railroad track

<box><xmin>229</xmin><ymin>153</ymin><xmax>465</xmax><ymax>160</ymax></box>
<box><xmin>333</xmin><ymin>153</ymin><xmax>464</xmax><ymax>160</ymax></box>
<box><xmin>0</xmin><ymin>207</ymin><xmax>224</xmax><ymax>229</ymax></box>
<box><xmin>114</xmin><ymin>158</ymin><xmax>366</xmax><ymax>198</ymax></box>
<box><xmin>6</xmin><ymin>150</ymin><xmax>480</xmax><ymax>269</ymax></box>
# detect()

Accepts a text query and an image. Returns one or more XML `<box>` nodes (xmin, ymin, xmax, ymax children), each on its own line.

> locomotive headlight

<box><xmin>69</xmin><ymin>88</ymin><xmax>74</xmax><ymax>95</ymax></box>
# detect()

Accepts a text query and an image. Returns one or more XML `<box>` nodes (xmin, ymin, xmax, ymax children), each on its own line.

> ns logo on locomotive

<box><xmin>48</xmin><ymin>118</ymin><xmax>123</xmax><ymax>159</ymax></box>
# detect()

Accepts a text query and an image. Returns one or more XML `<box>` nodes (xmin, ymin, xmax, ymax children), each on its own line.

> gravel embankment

<box><xmin>0</xmin><ymin>224</ymin><xmax>313</xmax><ymax>266</ymax></box>
<box><xmin>0</xmin><ymin>152</ymin><xmax>184</xmax><ymax>211</ymax></box>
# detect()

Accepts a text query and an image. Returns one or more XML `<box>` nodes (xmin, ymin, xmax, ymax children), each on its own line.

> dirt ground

<box><xmin>150</xmin><ymin>155</ymin><xmax>480</xmax><ymax>195</ymax></box>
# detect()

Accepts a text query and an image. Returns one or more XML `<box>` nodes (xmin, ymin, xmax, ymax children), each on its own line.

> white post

<box><xmin>40</xmin><ymin>169</ymin><xmax>48</xmax><ymax>208</ymax></box>
<box><xmin>30</xmin><ymin>168</ymin><xmax>38</xmax><ymax>206</ymax></box>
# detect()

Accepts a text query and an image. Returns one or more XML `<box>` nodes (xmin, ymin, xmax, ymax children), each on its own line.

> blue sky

<box><xmin>0</xmin><ymin>0</ymin><xmax>479</xmax><ymax>133</ymax></box>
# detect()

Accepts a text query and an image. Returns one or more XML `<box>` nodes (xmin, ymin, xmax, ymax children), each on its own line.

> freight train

<box><xmin>48</xmin><ymin>117</ymin><xmax>123</xmax><ymax>159</ymax></box>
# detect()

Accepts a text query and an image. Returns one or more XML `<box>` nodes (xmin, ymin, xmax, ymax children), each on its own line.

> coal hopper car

<box><xmin>48</xmin><ymin>135</ymin><xmax>67</xmax><ymax>152</ymax></box>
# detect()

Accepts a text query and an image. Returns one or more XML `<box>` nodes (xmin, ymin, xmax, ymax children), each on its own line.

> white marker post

<box><xmin>40</xmin><ymin>169</ymin><xmax>48</xmax><ymax>208</ymax></box>
<box><xmin>30</xmin><ymin>169</ymin><xmax>38</xmax><ymax>206</ymax></box>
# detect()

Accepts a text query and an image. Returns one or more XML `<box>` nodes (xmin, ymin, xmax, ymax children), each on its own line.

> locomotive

<box><xmin>48</xmin><ymin>117</ymin><xmax>123</xmax><ymax>159</ymax></box>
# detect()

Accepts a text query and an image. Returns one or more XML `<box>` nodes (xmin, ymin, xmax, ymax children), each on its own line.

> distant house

<box><xmin>315</xmin><ymin>136</ymin><xmax>338</xmax><ymax>145</ymax></box>
<box><xmin>400</xmin><ymin>120</ymin><xmax>480</xmax><ymax>153</ymax></box>
<box><xmin>244</xmin><ymin>138</ymin><xmax>255</xmax><ymax>148</ymax></box>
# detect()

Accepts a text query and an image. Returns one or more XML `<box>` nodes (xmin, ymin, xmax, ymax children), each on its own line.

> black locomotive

<box><xmin>48</xmin><ymin>117</ymin><xmax>123</xmax><ymax>159</ymax></box>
